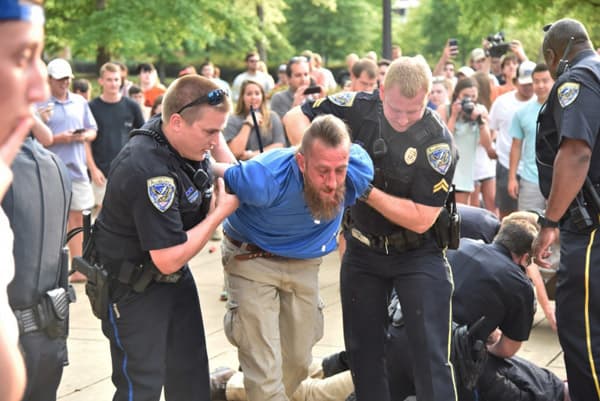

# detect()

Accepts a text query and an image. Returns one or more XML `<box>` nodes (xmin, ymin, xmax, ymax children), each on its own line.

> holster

<box><xmin>72</xmin><ymin>256</ymin><xmax>110</xmax><ymax>320</ymax></box>
<box><xmin>433</xmin><ymin>185</ymin><xmax>460</xmax><ymax>249</ymax></box>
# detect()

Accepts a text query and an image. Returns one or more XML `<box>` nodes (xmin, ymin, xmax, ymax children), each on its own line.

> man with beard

<box><xmin>284</xmin><ymin>57</ymin><xmax>458</xmax><ymax>401</ymax></box>
<box><xmin>217</xmin><ymin>114</ymin><xmax>373</xmax><ymax>401</ymax></box>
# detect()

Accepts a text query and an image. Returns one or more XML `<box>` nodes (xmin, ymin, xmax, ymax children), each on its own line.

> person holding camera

<box><xmin>223</xmin><ymin>79</ymin><xmax>286</xmax><ymax>160</ymax></box>
<box><xmin>438</xmin><ymin>77</ymin><xmax>495</xmax><ymax>205</ymax></box>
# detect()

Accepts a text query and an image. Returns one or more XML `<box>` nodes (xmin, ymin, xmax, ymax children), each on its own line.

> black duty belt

<box><xmin>223</xmin><ymin>232</ymin><xmax>277</xmax><ymax>260</ymax></box>
<box><xmin>13</xmin><ymin>286</ymin><xmax>76</xmax><ymax>335</ymax></box>
<box><xmin>349</xmin><ymin>226</ymin><xmax>432</xmax><ymax>253</ymax></box>
<box><xmin>106</xmin><ymin>259</ymin><xmax>183</xmax><ymax>292</ymax></box>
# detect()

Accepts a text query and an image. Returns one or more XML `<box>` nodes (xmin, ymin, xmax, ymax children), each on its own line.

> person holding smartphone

<box><xmin>271</xmin><ymin>56</ymin><xmax>323</xmax><ymax>121</ymax></box>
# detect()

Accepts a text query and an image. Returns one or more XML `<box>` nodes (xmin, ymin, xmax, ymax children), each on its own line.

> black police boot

<box><xmin>322</xmin><ymin>350</ymin><xmax>349</xmax><ymax>378</ymax></box>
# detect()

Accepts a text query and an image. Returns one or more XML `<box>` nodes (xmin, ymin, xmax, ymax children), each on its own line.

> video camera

<box><xmin>487</xmin><ymin>32</ymin><xmax>510</xmax><ymax>58</ymax></box>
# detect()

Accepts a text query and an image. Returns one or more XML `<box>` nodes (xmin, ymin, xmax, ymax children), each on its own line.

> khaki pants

<box><xmin>226</xmin><ymin>361</ymin><xmax>354</xmax><ymax>401</ymax></box>
<box><xmin>222</xmin><ymin>237</ymin><xmax>324</xmax><ymax>401</ymax></box>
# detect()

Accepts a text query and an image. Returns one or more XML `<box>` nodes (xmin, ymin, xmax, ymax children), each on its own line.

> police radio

<box><xmin>556</xmin><ymin>36</ymin><xmax>574</xmax><ymax>78</ymax></box>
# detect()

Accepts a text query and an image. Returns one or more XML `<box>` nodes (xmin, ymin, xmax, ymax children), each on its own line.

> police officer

<box><xmin>285</xmin><ymin>57</ymin><xmax>458</xmax><ymax>401</ymax></box>
<box><xmin>533</xmin><ymin>18</ymin><xmax>600</xmax><ymax>401</ymax></box>
<box><xmin>91</xmin><ymin>75</ymin><xmax>239</xmax><ymax>401</ymax></box>
<box><xmin>4</xmin><ymin>122</ymin><xmax>72</xmax><ymax>401</ymax></box>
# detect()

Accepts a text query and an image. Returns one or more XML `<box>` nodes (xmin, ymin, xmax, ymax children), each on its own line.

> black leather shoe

<box><xmin>322</xmin><ymin>350</ymin><xmax>349</xmax><ymax>378</ymax></box>
<box><xmin>210</xmin><ymin>367</ymin><xmax>236</xmax><ymax>401</ymax></box>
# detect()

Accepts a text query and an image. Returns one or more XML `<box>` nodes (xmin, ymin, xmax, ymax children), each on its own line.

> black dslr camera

<box><xmin>487</xmin><ymin>32</ymin><xmax>510</xmax><ymax>58</ymax></box>
<box><xmin>461</xmin><ymin>96</ymin><xmax>475</xmax><ymax>116</ymax></box>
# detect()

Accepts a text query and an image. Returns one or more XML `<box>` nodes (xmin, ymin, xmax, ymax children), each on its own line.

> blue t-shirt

<box><xmin>223</xmin><ymin>144</ymin><xmax>374</xmax><ymax>259</ymax></box>
<box><xmin>510</xmin><ymin>99</ymin><xmax>543</xmax><ymax>183</ymax></box>
<box><xmin>40</xmin><ymin>92</ymin><xmax>97</xmax><ymax>182</ymax></box>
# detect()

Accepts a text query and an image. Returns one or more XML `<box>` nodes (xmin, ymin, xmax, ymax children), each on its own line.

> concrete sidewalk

<box><xmin>57</xmin><ymin>242</ymin><xmax>565</xmax><ymax>399</ymax></box>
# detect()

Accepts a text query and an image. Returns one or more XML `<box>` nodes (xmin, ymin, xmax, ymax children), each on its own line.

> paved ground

<box><xmin>57</xmin><ymin>241</ymin><xmax>565</xmax><ymax>399</ymax></box>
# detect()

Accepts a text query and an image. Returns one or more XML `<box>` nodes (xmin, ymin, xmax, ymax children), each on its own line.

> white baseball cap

<box><xmin>517</xmin><ymin>60</ymin><xmax>536</xmax><ymax>85</ymax></box>
<box><xmin>47</xmin><ymin>58</ymin><xmax>74</xmax><ymax>80</ymax></box>
<box><xmin>457</xmin><ymin>66</ymin><xmax>475</xmax><ymax>78</ymax></box>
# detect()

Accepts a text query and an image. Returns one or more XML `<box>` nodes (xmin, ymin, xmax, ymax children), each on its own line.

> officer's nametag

<box><xmin>558</xmin><ymin>82</ymin><xmax>580</xmax><ymax>108</ymax></box>
<box><xmin>426</xmin><ymin>143</ymin><xmax>452</xmax><ymax>175</ymax></box>
<box><xmin>328</xmin><ymin>92</ymin><xmax>356</xmax><ymax>107</ymax></box>
<box><xmin>147</xmin><ymin>176</ymin><xmax>175</xmax><ymax>212</ymax></box>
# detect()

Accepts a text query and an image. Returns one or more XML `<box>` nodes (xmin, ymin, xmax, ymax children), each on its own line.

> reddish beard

<box><xmin>303</xmin><ymin>175</ymin><xmax>346</xmax><ymax>221</ymax></box>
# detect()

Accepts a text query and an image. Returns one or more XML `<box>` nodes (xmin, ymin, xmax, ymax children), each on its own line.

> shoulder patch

<box><xmin>557</xmin><ymin>82</ymin><xmax>580</xmax><ymax>108</ymax></box>
<box><xmin>147</xmin><ymin>176</ymin><xmax>175</xmax><ymax>212</ymax></box>
<box><xmin>426</xmin><ymin>143</ymin><xmax>452</xmax><ymax>175</ymax></box>
<box><xmin>328</xmin><ymin>92</ymin><xmax>356</xmax><ymax>107</ymax></box>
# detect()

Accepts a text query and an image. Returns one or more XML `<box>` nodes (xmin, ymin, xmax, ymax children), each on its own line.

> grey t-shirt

<box><xmin>223</xmin><ymin>113</ymin><xmax>286</xmax><ymax>151</ymax></box>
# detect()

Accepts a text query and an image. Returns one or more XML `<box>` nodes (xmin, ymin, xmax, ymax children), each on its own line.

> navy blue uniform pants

<box><xmin>557</xmin><ymin>228</ymin><xmax>600</xmax><ymax>401</ymax></box>
<box><xmin>20</xmin><ymin>332</ymin><xmax>67</xmax><ymax>401</ymax></box>
<box><xmin>101</xmin><ymin>269</ymin><xmax>210</xmax><ymax>401</ymax></box>
<box><xmin>341</xmin><ymin>235</ymin><xmax>457</xmax><ymax>401</ymax></box>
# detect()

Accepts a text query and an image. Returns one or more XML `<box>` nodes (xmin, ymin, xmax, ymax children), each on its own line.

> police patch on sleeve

<box><xmin>327</xmin><ymin>92</ymin><xmax>356</xmax><ymax>107</ymax></box>
<box><xmin>557</xmin><ymin>82</ymin><xmax>580</xmax><ymax>108</ymax></box>
<box><xmin>147</xmin><ymin>176</ymin><xmax>175</xmax><ymax>212</ymax></box>
<box><xmin>426</xmin><ymin>143</ymin><xmax>452</xmax><ymax>175</ymax></box>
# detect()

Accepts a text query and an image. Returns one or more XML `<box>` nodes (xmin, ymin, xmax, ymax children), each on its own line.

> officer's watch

<box><xmin>359</xmin><ymin>184</ymin><xmax>374</xmax><ymax>202</ymax></box>
<box><xmin>538</xmin><ymin>214</ymin><xmax>559</xmax><ymax>228</ymax></box>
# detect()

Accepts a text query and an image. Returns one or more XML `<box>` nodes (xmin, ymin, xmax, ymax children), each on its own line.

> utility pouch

<box><xmin>569</xmin><ymin>193</ymin><xmax>594</xmax><ymax>231</ymax></box>
<box><xmin>42</xmin><ymin>287</ymin><xmax>73</xmax><ymax>338</ymax></box>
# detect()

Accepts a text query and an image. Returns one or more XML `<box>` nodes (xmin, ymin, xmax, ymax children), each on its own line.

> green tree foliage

<box><xmin>282</xmin><ymin>0</ymin><xmax>381</xmax><ymax>64</ymax></box>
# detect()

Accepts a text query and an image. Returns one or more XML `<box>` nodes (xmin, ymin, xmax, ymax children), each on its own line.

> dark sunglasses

<box><xmin>176</xmin><ymin>89</ymin><xmax>228</xmax><ymax>114</ymax></box>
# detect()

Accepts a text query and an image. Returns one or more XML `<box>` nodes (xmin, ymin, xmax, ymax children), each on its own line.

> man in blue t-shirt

<box><xmin>218</xmin><ymin>114</ymin><xmax>373</xmax><ymax>401</ymax></box>
<box><xmin>508</xmin><ymin>64</ymin><xmax>554</xmax><ymax>211</ymax></box>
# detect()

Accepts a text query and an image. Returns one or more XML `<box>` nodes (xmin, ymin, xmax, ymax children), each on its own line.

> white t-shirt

<box><xmin>489</xmin><ymin>90</ymin><xmax>535</xmax><ymax>168</ymax></box>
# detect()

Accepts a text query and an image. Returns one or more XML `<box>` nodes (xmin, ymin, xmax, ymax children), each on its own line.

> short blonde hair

<box><xmin>162</xmin><ymin>75</ymin><xmax>230</xmax><ymax>124</ymax></box>
<box><xmin>383</xmin><ymin>56</ymin><xmax>432</xmax><ymax>98</ymax></box>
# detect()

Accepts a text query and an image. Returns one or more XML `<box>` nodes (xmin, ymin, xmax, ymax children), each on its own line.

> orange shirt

<box><xmin>144</xmin><ymin>85</ymin><xmax>166</xmax><ymax>108</ymax></box>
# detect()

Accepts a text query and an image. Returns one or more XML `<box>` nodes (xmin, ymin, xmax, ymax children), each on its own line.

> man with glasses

<box><xmin>91</xmin><ymin>76</ymin><xmax>239</xmax><ymax>401</ymax></box>
<box><xmin>231</xmin><ymin>51</ymin><xmax>275</xmax><ymax>103</ymax></box>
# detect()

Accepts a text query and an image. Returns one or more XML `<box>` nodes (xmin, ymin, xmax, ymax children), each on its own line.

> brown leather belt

<box><xmin>224</xmin><ymin>232</ymin><xmax>277</xmax><ymax>260</ymax></box>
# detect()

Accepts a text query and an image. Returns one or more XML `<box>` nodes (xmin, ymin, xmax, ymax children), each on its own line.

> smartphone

<box><xmin>303</xmin><ymin>86</ymin><xmax>321</xmax><ymax>95</ymax></box>
<box><xmin>448</xmin><ymin>38</ymin><xmax>459</xmax><ymax>56</ymax></box>
<box><xmin>73</xmin><ymin>128</ymin><xmax>85</xmax><ymax>135</ymax></box>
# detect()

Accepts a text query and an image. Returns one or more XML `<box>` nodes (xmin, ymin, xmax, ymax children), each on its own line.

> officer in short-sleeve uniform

<box><xmin>535</xmin><ymin>19</ymin><xmax>600</xmax><ymax>401</ymax></box>
<box><xmin>301</xmin><ymin>89</ymin><xmax>458</xmax><ymax>401</ymax></box>
<box><xmin>93</xmin><ymin>115</ymin><xmax>213</xmax><ymax>401</ymax></box>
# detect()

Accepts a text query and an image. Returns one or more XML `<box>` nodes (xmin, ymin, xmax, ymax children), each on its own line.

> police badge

<box><xmin>147</xmin><ymin>176</ymin><xmax>176</xmax><ymax>212</ymax></box>
<box><xmin>558</xmin><ymin>82</ymin><xmax>580</xmax><ymax>108</ymax></box>
<box><xmin>426</xmin><ymin>143</ymin><xmax>452</xmax><ymax>175</ymax></box>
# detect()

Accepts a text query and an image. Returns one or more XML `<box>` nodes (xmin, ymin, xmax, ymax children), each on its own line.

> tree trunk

<box><xmin>95</xmin><ymin>0</ymin><xmax>110</xmax><ymax>71</ymax></box>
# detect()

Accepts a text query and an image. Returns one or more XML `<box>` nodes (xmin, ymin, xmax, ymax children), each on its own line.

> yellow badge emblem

<box><xmin>557</xmin><ymin>82</ymin><xmax>580</xmax><ymax>108</ymax></box>
<box><xmin>432</xmin><ymin>178</ymin><xmax>449</xmax><ymax>194</ymax></box>
<box><xmin>404</xmin><ymin>147</ymin><xmax>417</xmax><ymax>165</ymax></box>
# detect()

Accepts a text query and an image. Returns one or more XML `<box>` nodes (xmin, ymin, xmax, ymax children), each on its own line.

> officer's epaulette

<box><xmin>415</xmin><ymin>109</ymin><xmax>445</xmax><ymax>146</ymax></box>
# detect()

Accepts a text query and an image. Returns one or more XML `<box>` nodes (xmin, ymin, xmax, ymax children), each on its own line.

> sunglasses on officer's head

<box><xmin>176</xmin><ymin>89</ymin><xmax>228</xmax><ymax>115</ymax></box>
